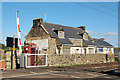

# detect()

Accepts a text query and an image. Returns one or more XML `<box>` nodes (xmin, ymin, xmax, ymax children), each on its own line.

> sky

<box><xmin>1</xmin><ymin>0</ymin><xmax>120</xmax><ymax>2</ymax></box>
<box><xmin>1</xmin><ymin>2</ymin><xmax>118</xmax><ymax>47</ymax></box>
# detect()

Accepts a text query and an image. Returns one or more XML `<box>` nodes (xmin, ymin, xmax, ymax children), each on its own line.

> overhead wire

<box><xmin>70</xmin><ymin>0</ymin><xmax>118</xmax><ymax>18</ymax></box>
<box><xmin>74</xmin><ymin>2</ymin><xmax>118</xmax><ymax>18</ymax></box>
<box><xmin>86</xmin><ymin>0</ymin><xmax>118</xmax><ymax>12</ymax></box>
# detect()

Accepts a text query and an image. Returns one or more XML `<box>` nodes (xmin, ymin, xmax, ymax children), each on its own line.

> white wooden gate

<box><xmin>20</xmin><ymin>54</ymin><xmax>47</xmax><ymax>68</ymax></box>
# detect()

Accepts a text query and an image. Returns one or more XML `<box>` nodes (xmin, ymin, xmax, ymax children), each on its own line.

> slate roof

<box><xmin>42</xmin><ymin>22</ymin><xmax>113</xmax><ymax>47</ymax></box>
<box><xmin>83</xmin><ymin>40</ymin><xmax>95</xmax><ymax>46</ymax></box>
<box><xmin>93</xmin><ymin>38</ymin><xmax>113</xmax><ymax>47</ymax></box>
<box><xmin>43</xmin><ymin>22</ymin><xmax>84</xmax><ymax>45</ymax></box>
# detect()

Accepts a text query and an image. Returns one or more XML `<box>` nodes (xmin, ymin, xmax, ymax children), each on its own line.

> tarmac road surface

<box><xmin>1</xmin><ymin>62</ymin><xmax>120</xmax><ymax>80</ymax></box>
<box><xmin>1</xmin><ymin>68</ymin><xmax>120</xmax><ymax>80</ymax></box>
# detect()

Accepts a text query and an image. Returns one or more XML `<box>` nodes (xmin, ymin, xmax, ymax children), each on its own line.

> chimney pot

<box><xmin>100</xmin><ymin>38</ymin><xmax>105</xmax><ymax>41</ymax></box>
<box><xmin>77</xmin><ymin>26</ymin><xmax>85</xmax><ymax>31</ymax></box>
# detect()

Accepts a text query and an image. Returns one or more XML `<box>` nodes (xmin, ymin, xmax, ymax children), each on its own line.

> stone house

<box><xmin>25</xmin><ymin>18</ymin><xmax>114</xmax><ymax>54</ymax></box>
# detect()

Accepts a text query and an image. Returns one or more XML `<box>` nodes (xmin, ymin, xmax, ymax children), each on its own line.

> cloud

<box><xmin>105</xmin><ymin>32</ymin><xmax>118</xmax><ymax>36</ymax></box>
<box><xmin>86</xmin><ymin>30</ymin><xmax>118</xmax><ymax>37</ymax></box>
<box><xmin>86</xmin><ymin>30</ymin><xmax>103</xmax><ymax>36</ymax></box>
<box><xmin>0</xmin><ymin>38</ymin><xmax>5</xmax><ymax>44</ymax></box>
<box><xmin>86</xmin><ymin>30</ymin><xmax>118</xmax><ymax>47</ymax></box>
<box><xmin>21</xmin><ymin>32</ymin><xmax>27</xmax><ymax>36</ymax></box>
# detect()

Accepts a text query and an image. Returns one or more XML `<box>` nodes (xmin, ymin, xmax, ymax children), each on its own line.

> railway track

<box><xmin>37</xmin><ymin>62</ymin><xmax>120</xmax><ymax>73</ymax></box>
<box><xmin>2</xmin><ymin>62</ymin><xmax>120</xmax><ymax>80</ymax></box>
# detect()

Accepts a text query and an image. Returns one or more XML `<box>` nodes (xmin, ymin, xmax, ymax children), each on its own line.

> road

<box><xmin>1</xmin><ymin>62</ymin><xmax>120</xmax><ymax>80</ymax></box>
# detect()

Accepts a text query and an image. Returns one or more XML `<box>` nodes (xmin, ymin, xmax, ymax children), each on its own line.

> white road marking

<box><xmin>71</xmin><ymin>75</ymin><xmax>80</xmax><ymax>78</ymax></box>
<box><xmin>30</xmin><ymin>71</ymin><xmax>37</xmax><ymax>74</ymax></box>
<box><xmin>104</xmin><ymin>76</ymin><xmax>111</xmax><ymax>78</ymax></box>
<box><xmin>87</xmin><ymin>73</ymin><xmax>98</xmax><ymax>77</ymax></box>
<box><xmin>50</xmin><ymin>74</ymin><xmax>68</xmax><ymax>77</ymax></box>
<box><xmin>74</xmin><ymin>72</ymin><xmax>80</xmax><ymax>74</ymax></box>
<box><xmin>2</xmin><ymin>71</ymin><xmax>53</xmax><ymax>78</ymax></box>
<box><xmin>67</xmin><ymin>71</ymin><xmax>83</xmax><ymax>74</ymax></box>
<box><xmin>101</xmin><ymin>74</ymin><xmax>107</xmax><ymax>76</ymax></box>
<box><xmin>50</xmin><ymin>74</ymin><xmax>59</xmax><ymax>75</ymax></box>
<box><xmin>3</xmin><ymin>70</ymin><xmax>67</xmax><ymax>78</ymax></box>
<box><xmin>59</xmin><ymin>74</ymin><xmax>68</xmax><ymax>77</ymax></box>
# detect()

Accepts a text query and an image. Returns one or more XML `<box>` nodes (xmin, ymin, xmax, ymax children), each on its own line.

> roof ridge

<box><xmin>43</xmin><ymin>22</ymin><xmax>83</xmax><ymax>30</ymax></box>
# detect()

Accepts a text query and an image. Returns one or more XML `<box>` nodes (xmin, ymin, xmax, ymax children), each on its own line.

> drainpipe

<box><xmin>61</xmin><ymin>45</ymin><xmax>63</xmax><ymax>54</ymax></box>
<box><xmin>81</xmin><ymin>39</ymin><xmax>83</xmax><ymax>54</ymax></box>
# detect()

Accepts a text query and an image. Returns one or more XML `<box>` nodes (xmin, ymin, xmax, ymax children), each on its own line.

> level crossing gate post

<box><xmin>11</xmin><ymin>34</ymin><xmax>15</xmax><ymax>69</ymax></box>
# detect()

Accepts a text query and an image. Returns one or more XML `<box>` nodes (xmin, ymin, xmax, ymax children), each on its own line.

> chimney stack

<box><xmin>77</xmin><ymin>26</ymin><xmax>85</xmax><ymax>31</ymax></box>
<box><xmin>33</xmin><ymin>18</ymin><xmax>43</xmax><ymax>27</ymax></box>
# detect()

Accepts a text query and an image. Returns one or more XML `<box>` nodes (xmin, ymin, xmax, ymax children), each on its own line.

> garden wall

<box><xmin>47</xmin><ymin>54</ymin><xmax>114</xmax><ymax>66</ymax></box>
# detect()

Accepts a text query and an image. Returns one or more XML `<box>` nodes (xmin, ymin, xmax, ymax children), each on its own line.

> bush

<box><xmin>115</xmin><ymin>57</ymin><xmax>120</xmax><ymax>62</ymax></box>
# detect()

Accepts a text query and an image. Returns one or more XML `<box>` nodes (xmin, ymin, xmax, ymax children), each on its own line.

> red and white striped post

<box><xmin>16</xmin><ymin>11</ymin><xmax>22</xmax><ymax>54</ymax></box>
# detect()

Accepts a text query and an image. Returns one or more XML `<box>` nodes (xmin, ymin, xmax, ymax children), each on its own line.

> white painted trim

<box><xmin>41</xmin><ymin>24</ymin><xmax>49</xmax><ymax>34</ymax></box>
<box><xmin>97</xmin><ymin>47</ymin><xmax>114</xmax><ymax>54</ymax></box>
<box><xmin>26</xmin><ymin>65</ymin><xmax>47</xmax><ymax>68</ymax></box>
<box><xmin>103</xmin><ymin>48</ymin><xmax>108</xmax><ymax>54</ymax></box>
<box><xmin>70</xmin><ymin>47</ymin><xmax>84</xmax><ymax>54</ymax></box>
<box><xmin>58</xmin><ymin>31</ymin><xmax>65</xmax><ymax>39</ymax></box>
<box><xmin>24</xmin><ymin>54</ymin><xmax>48</xmax><ymax>68</ymax></box>
<box><xmin>86</xmin><ymin>47</ymin><xmax>95</xmax><ymax>54</ymax></box>
<box><xmin>60</xmin><ymin>45</ymin><xmax>64</xmax><ymax>54</ymax></box>
<box><xmin>56</xmin><ymin>47</ymin><xmax>59</xmax><ymax>54</ymax></box>
<box><xmin>97</xmin><ymin>47</ymin><xmax>106</xmax><ymax>54</ymax></box>
<box><xmin>111</xmin><ymin>48</ymin><xmax>114</xmax><ymax>54</ymax></box>
<box><xmin>82</xmin><ymin>48</ymin><xmax>84</xmax><ymax>54</ymax></box>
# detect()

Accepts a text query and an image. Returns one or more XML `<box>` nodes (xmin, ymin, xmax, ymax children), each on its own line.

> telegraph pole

<box><xmin>12</xmin><ymin>34</ymin><xmax>15</xmax><ymax>69</ymax></box>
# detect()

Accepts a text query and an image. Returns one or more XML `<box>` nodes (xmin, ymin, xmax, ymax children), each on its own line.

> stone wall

<box><xmin>69</xmin><ymin>39</ymin><xmax>82</xmax><ymax>46</ymax></box>
<box><xmin>63</xmin><ymin>46</ymin><xmax>71</xmax><ymax>54</ymax></box>
<box><xmin>0</xmin><ymin>50</ymin><xmax>18</xmax><ymax>69</ymax></box>
<box><xmin>47</xmin><ymin>54</ymin><xmax>115</xmax><ymax>66</ymax></box>
<box><xmin>0</xmin><ymin>51</ymin><xmax>12</xmax><ymax>69</ymax></box>
<box><xmin>69</xmin><ymin>39</ymin><xmax>86</xmax><ymax>46</ymax></box>
<box><xmin>48</xmin><ymin>38</ymin><xmax>57</xmax><ymax>54</ymax></box>
<box><xmin>25</xmin><ymin>24</ymin><xmax>58</xmax><ymax>55</ymax></box>
<box><xmin>0</xmin><ymin>50</ymin><xmax>4</xmax><ymax>60</ymax></box>
<box><xmin>26</xmin><ymin>26</ymin><xmax>48</xmax><ymax>39</ymax></box>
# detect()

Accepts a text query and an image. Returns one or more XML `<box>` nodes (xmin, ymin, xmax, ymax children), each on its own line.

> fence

<box><xmin>20</xmin><ymin>53</ymin><xmax>47</xmax><ymax>68</ymax></box>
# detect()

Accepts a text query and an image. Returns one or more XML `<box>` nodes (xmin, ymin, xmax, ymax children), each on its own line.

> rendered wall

<box><xmin>29</xmin><ymin>39</ymin><xmax>48</xmax><ymax>51</ymax></box>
